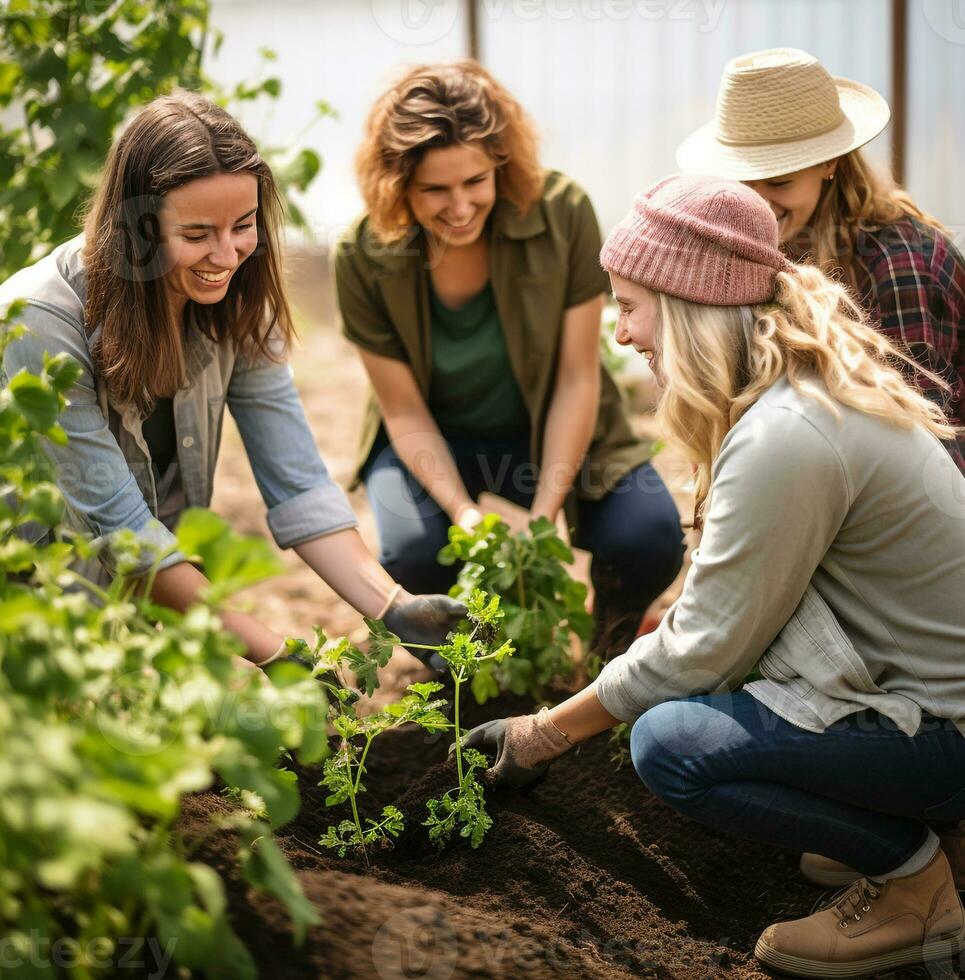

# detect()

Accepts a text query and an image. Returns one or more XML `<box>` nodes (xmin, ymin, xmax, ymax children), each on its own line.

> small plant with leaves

<box><xmin>285</xmin><ymin>624</ymin><xmax>450</xmax><ymax>860</ymax></box>
<box><xmin>416</xmin><ymin>591</ymin><xmax>516</xmax><ymax>849</ymax></box>
<box><xmin>317</xmin><ymin>678</ymin><xmax>449</xmax><ymax>860</ymax></box>
<box><xmin>609</xmin><ymin>722</ymin><xmax>632</xmax><ymax>769</ymax></box>
<box><xmin>438</xmin><ymin>515</ymin><xmax>593</xmax><ymax>702</ymax></box>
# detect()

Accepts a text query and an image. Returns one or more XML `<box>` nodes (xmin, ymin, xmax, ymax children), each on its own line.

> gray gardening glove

<box><xmin>461</xmin><ymin>708</ymin><xmax>573</xmax><ymax>789</ymax></box>
<box><xmin>382</xmin><ymin>594</ymin><xmax>467</xmax><ymax>673</ymax></box>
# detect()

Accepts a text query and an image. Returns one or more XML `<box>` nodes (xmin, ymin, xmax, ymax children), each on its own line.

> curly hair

<box><xmin>356</xmin><ymin>60</ymin><xmax>544</xmax><ymax>243</ymax></box>
<box><xmin>653</xmin><ymin>261</ymin><xmax>956</xmax><ymax>524</ymax></box>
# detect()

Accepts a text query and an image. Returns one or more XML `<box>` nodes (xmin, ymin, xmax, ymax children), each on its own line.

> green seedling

<box><xmin>438</xmin><ymin>515</ymin><xmax>593</xmax><ymax>702</ymax></box>
<box><xmin>318</xmin><ymin>680</ymin><xmax>449</xmax><ymax>861</ymax></box>
<box><xmin>288</xmin><ymin>623</ymin><xmax>450</xmax><ymax>861</ymax></box>
<box><xmin>609</xmin><ymin>722</ymin><xmax>632</xmax><ymax>769</ymax></box>
<box><xmin>402</xmin><ymin>590</ymin><xmax>515</xmax><ymax>848</ymax></box>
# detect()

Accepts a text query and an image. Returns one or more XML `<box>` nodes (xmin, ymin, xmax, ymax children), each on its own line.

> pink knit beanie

<box><xmin>600</xmin><ymin>174</ymin><xmax>788</xmax><ymax>306</ymax></box>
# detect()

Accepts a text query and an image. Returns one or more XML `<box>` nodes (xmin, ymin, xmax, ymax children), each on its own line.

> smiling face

<box><xmin>405</xmin><ymin>143</ymin><xmax>497</xmax><ymax>248</ymax></box>
<box><xmin>159</xmin><ymin>171</ymin><xmax>260</xmax><ymax>311</ymax></box>
<box><xmin>610</xmin><ymin>273</ymin><xmax>664</xmax><ymax>383</ymax></box>
<box><xmin>742</xmin><ymin>161</ymin><xmax>836</xmax><ymax>243</ymax></box>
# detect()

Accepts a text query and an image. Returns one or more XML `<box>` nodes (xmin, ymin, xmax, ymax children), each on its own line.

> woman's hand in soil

<box><xmin>462</xmin><ymin>708</ymin><xmax>573</xmax><ymax>788</ymax></box>
<box><xmin>383</xmin><ymin>594</ymin><xmax>468</xmax><ymax>671</ymax></box>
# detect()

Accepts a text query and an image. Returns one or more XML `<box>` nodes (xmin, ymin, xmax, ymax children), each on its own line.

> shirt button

<box><xmin>181</xmin><ymin>436</ymin><xmax>195</xmax><ymax>449</ymax></box>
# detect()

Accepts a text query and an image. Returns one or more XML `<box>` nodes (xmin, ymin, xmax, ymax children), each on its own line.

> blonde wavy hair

<box><xmin>356</xmin><ymin>60</ymin><xmax>544</xmax><ymax>243</ymax></box>
<box><xmin>792</xmin><ymin>149</ymin><xmax>945</xmax><ymax>284</ymax></box>
<box><xmin>654</xmin><ymin>262</ymin><xmax>957</xmax><ymax>524</ymax></box>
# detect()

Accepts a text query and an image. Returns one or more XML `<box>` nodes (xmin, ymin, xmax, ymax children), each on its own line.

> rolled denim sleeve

<box><xmin>2</xmin><ymin>301</ymin><xmax>184</xmax><ymax>576</ymax></box>
<box><xmin>226</xmin><ymin>342</ymin><xmax>358</xmax><ymax>548</ymax></box>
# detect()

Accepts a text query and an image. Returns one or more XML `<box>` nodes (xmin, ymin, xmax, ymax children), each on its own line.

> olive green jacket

<box><xmin>334</xmin><ymin>171</ymin><xmax>651</xmax><ymax>503</ymax></box>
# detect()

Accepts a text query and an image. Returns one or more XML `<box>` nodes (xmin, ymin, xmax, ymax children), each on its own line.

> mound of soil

<box><xmin>176</xmin><ymin>684</ymin><xmax>957</xmax><ymax>980</ymax></box>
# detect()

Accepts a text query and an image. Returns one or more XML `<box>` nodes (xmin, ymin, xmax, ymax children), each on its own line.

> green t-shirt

<box><xmin>427</xmin><ymin>278</ymin><xmax>530</xmax><ymax>438</ymax></box>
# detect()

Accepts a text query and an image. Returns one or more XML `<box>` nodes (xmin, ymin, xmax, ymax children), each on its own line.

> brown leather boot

<box><xmin>801</xmin><ymin>825</ymin><xmax>965</xmax><ymax>889</ymax></box>
<box><xmin>756</xmin><ymin>850</ymin><xmax>965</xmax><ymax>977</ymax></box>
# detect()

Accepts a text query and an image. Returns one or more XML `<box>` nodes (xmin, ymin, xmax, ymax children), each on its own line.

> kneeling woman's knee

<box><xmin>629</xmin><ymin>700</ymin><xmax>706</xmax><ymax>806</ymax></box>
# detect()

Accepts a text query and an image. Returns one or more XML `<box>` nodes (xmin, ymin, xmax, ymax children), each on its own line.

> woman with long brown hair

<box><xmin>335</xmin><ymin>61</ymin><xmax>685</xmax><ymax>659</ymax></box>
<box><xmin>0</xmin><ymin>91</ymin><xmax>464</xmax><ymax>665</ymax></box>
<box><xmin>464</xmin><ymin>175</ymin><xmax>965</xmax><ymax>977</ymax></box>
<box><xmin>676</xmin><ymin>47</ymin><xmax>965</xmax><ymax>471</ymax></box>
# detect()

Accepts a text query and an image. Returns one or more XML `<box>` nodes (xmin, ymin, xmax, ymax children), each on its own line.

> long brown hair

<box><xmin>356</xmin><ymin>60</ymin><xmax>544</xmax><ymax>243</ymax></box>
<box><xmin>82</xmin><ymin>91</ymin><xmax>294</xmax><ymax>415</ymax></box>
<box><xmin>790</xmin><ymin>149</ymin><xmax>945</xmax><ymax>286</ymax></box>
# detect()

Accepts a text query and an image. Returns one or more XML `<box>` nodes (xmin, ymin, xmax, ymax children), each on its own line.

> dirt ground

<box><xmin>195</xmin><ymin>255</ymin><xmax>955</xmax><ymax>980</ymax></box>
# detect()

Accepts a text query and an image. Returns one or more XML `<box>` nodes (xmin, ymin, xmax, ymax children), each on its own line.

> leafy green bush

<box><xmin>0</xmin><ymin>0</ymin><xmax>329</xmax><ymax>280</ymax></box>
<box><xmin>438</xmin><ymin>514</ymin><xmax>593</xmax><ymax>702</ymax></box>
<box><xmin>0</xmin><ymin>303</ymin><xmax>327</xmax><ymax>977</ymax></box>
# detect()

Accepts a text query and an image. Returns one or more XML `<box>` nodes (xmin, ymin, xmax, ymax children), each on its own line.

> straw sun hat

<box><xmin>676</xmin><ymin>48</ymin><xmax>891</xmax><ymax>181</ymax></box>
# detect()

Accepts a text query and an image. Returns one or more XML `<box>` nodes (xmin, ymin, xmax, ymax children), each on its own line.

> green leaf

<box><xmin>20</xmin><ymin>481</ymin><xmax>64</xmax><ymax>526</ymax></box>
<box><xmin>240</xmin><ymin>823</ymin><xmax>320</xmax><ymax>944</ymax></box>
<box><xmin>274</xmin><ymin>147</ymin><xmax>320</xmax><ymax>192</ymax></box>
<box><xmin>175</xmin><ymin>508</ymin><xmax>283</xmax><ymax>602</ymax></box>
<box><xmin>215</xmin><ymin>747</ymin><xmax>300</xmax><ymax>829</ymax></box>
<box><xmin>7</xmin><ymin>371</ymin><xmax>60</xmax><ymax>430</ymax></box>
<box><xmin>470</xmin><ymin>663</ymin><xmax>499</xmax><ymax>704</ymax></box>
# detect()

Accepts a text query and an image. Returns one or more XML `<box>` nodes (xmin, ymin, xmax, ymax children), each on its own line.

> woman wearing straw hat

<box><xmin>464</xmin><ymin>174</ymin><xmax>965</xmax><ymax>977</ymax></box>
<box><xmin>677</xmin><ymin>47</ymin><xmax>965</xmax><ymax>473</ymax></box>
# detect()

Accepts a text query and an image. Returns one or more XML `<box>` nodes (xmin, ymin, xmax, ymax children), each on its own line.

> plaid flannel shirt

<box><xmin>851</xmin><ymin>216</ymin><xmax>965</xmax><ymax>473</ymax></box>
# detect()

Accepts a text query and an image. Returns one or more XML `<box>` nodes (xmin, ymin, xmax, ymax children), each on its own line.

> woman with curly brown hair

<box><xmin>336</xmin><ymin>61</ymin><xmax>685</xmax><ymax>658</ymax></box>
<box><xmin>677</xmin><ymin>47</ymin><xmax>965</xmax><ymax>472</ymax></box>
<box><xmin>0</xmin><ymin>91</ymin><xmax>464</xmax><ymax>667</ymax></box>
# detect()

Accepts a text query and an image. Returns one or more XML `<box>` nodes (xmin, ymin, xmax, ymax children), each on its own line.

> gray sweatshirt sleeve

<box><xmin>593</xmin><ymin>401</ymin><xmax>852</xmax><ymax>723</ymax></box>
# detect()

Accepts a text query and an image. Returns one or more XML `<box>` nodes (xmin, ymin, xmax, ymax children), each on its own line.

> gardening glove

<box><xmin>383</xmin><ymin>594</ymin><xmax>467</xmax><ymax>673</ymax></box>
<box><xmin>461</xmin><ymin>708</ymin><xmax>573</xmax><ymax>789</ymax></box>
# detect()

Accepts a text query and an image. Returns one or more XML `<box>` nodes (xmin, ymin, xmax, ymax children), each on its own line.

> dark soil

<box><xmin>172</xmin><ymin>684</ymin><xmax>959</xmax><ymax>980</ymax></box>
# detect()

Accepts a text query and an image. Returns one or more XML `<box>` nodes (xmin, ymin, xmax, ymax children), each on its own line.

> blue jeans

<box><xmin>362</xmin><ymin>431</ymin><xmax>684</xmax><ymax>612</ymax></box>
<box><xmin>631</xmin><ymin>693</ymin><xmax>965</xmax><ymax>876</ymax></box>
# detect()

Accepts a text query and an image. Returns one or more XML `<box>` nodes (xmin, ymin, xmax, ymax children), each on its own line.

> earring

<box><xmin>826</xmin><ymin>173</ymin><xmax>836</xmax><ymax>182</ymax></box>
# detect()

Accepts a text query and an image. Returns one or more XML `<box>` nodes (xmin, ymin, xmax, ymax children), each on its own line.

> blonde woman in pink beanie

<box><xmin>464</xmin><ymin>174</ymin><xmax>965</xmax><ymax>977</ymax></box>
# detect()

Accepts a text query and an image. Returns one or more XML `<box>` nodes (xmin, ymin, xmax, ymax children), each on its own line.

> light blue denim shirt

<box><xmin>0</xmin><ymin>236</ymin><xmax>357</xmax><ymax>578</ymax></box>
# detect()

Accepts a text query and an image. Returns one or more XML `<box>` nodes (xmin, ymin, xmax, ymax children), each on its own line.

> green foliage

<box><xmin>439</xmin><ymin>514</ymin><xmax>593</xmax><ymax>701</ymax></box>
<box><xmin>0</xmin><ymin>0</ymin><xmax>208</xmax><ymax>277</ymax></box>
<box><xmin>608</xmin><ymin>722</ymin><xmax>632</xmax><ymax>769</ymax></box>
<box><xmin>301</xmin><ymin>621</ymin><xmax>449</xmax><ymax>860</ymax></box>
<box><xmin>318</xmin><ymin>806</ymin><xmax>405</xmax><ymax>860</ymax></box>
<box><xmin>0</xmin><ymin>0</ymin><xmax>332</xmax><ymax>280</ymax></box>
<box><xmin>424</xmin><ymin>749</ymin><xmax>492</xmax><ymax>849</ymax></box>
<box><xmin>177</xmin><ymin>508</ymin><xmax>283</xmax><ymax>606</ymax></box>
<box><xmin>0</xmin><ymin>302</ymin><xmax>325</xmax><ymax>975</ymax></box>
<box><xmin>421</xmin><ymin>590</ymin><xmax>516</xmax><ymax>849</ymax></box>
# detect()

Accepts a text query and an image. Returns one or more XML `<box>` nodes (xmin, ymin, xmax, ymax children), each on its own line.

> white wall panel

<box><xmin>205</xmin><ymin>0</ymin><xmax>961</xmax><ymax>248</ymax></box>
